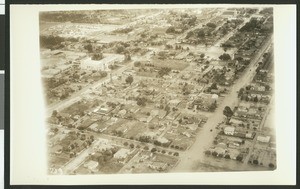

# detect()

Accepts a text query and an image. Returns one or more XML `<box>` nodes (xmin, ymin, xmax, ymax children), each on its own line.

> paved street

<box><xmin>171</xmin><ymin>35</ymin><xmax>273</xmax><ymax>172</ymax></box>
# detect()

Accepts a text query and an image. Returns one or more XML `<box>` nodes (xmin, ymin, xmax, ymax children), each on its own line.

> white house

<box><xmin>224</xmin><ymin>126</ymin><xmax>235</xmax><ymax>136</ymax></box>
<box><xmin>257</xmin><ymin>135</ymin><xmax>271</xmax><ymax>143</ymax></box>
<box><xmin>84</xmin><ymin>160</ymin><xmax>99</xmax><ymax>172</ymax></box>
<box><xmin>114</xmin><ymin>148</ymin><xmax>131</xmax><ymax>159</ymax></box>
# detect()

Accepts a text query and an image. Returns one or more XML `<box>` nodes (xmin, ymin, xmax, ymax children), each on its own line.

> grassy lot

<box><xmin>74</xmin><ymin>164</ymin><xmax>91</xmax><ymax>174</ymax></box>
<box><xmin>170</xmin><ymin>137</ymin><xmax>194</xmax><ymax>151</ymax></box>
<box><xmin>80</xmin><ymin>118</ymin><xmax>98</xmax><ymax>129</ymax></box>
<box><xmin>152</xmin><ymin>58</ymin><xmax>189</xmax><ymax>71</ymax></box>
<box><xmin>164</xmin><ymin>130</ymin><xmax>194</xmax><ymax>151</ymax></box>
<box><xmin>136</xmin><ymin>71</ymin><xmax>157</xmax><ymax>78</ymax></box>
<box><xmin>99</xmin><ymin>160</ymin><xmax>124</xmax><ymax>174</ymax></box>
<box><xmin>103</xmin><ymin>118</ymin><xmax>128</xmax><ymax>135</ymax></box>
<box><xmin>123</xmin><ymin>121</ymin><xmax>148</xmax><ymax>139</ymax></box>
<box><xmin>48</xmin><ymin>155</ymin><xmax>69</xmax><ymax>168</ymax></box>
<box><xmin>61</xmin><ymin>99</ymin><xmax>99</xmax><ymax>116</ymax></box>
<box><xmin>154</xmin><ymin>154</ymin><xmax>179</xmax><ymax>166</ymax></box>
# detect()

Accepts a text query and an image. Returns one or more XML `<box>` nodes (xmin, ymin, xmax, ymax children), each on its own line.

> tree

<box><xmin>151</xmin><ymin>148</ymin><xmax>157</xmax><ymax>153</ymax></box>
<box><xmin>219</xmin><ymin>53</ymin><xmax>231</xmax><ymax>61</ymax></box>
<box><xmin>53</xmin><ymin>128</ymin><xmax>59</xmax><ymax>133</ymax></box>
<box><xmin>158</xmin><ymin>67</ymin><xmax>171</xmax><ymax>77</ymax></box>
<box><xmin>136</xmin><ymin>97</ymin><xmax>146</xmax><ymax>106</ymax></box>
<box><xmin>144</xmin><ymin>146</ymin><xmax>149</xmax><ymax>151</ymax></box>
<box><xmin>100</xmin><ymin>71</ymin><xmax>107</xmax><ymax>78</ymax></box>
<box><xmin>164</xmin><ymin>105</ymin><xmax>171</xmax><ymax>112</ymax></box>
<box><xmin>211</xmin><ymin>83</ymin><xmax>218</xmax><ymax>90</ymax></box>
<box><xmin>206</xmin><ymin>22</ymin><xmax>217</xmax><ymax>28</ymax></box>
<box><xmin>209</xmin><ymin>102</ymin><xmax>217</xmax><ymax>112</ymax></box>
<box><xmin>223</xmin><ymin>106</ymin><xmax>233</xmax><ymax>122</ymax></box>
<box><xmin>185</xmin><ymin>31</ymin><xmax>194</xmax><ymax>39</ymax></box>
<box><xmin>196</xmin><ymin>29</ymin><xmax>205</xmax><ymax>38</ymax></box>
<box><xmin>238</xmin><ymin>88</ymin><xmax>244</xmax><ymax>97</ymax></box>
<box><xmin>125</xmin><ymin>53</ymin><xmax>131</xmax><ymax>61</ymax></box>
<box><xmin>205</xmin><ymin>150</ymin><xmax>211</xmax><ymax>155</ymax></box>
<box><xmin>52</xmin><ymin>110</ymin><xmax>58</xmax><ymax>117</ymax></box>
<box><xmin>245</xmin><ymin>85</ymin><xmax>251</xmax><ymax>90</ymax></box>
<box><xmin>200</xmin><ymin>53</ymin><xmax>205</xmax><ymax>58</ymax></box>
<box><xmin>166</xmin><ymin>26</ymin><xmax>175</xmax><ymax>33</ymax></box>
<box><xmin>125</xmin><ymin>75</ymin><xmax>133</xmax><ymax>85</ymax></box>
<box><xmin>236</xmin><ymin>154</ymin><xmax>243</xmax><ymax>162</ymax></box>
<box><xmin>212</xmin><ymin>151</ymin><xmax>218</xmax><ymax>157</ymax></box>
<box><xmin>173</xmin><ymin>152</ymin><xmax>179</xmax><ymax>156</ymax></box>
<box><xmin>84</xmin><ymin>43</ymin><xmax>93</xmax><ymax>53</ymax></box>
<box><xmin>115</xmin><ymin>45</ymin><xmax>125</xmax><ymax>54</ymax></box>
<box><xmin>253</xmin><ymin>96</ymin><xmax>258</xmax><ymax>102</ymax></box>
<box><xmin>134</xmin><ymin>61</ymin><xmax>141</xmax><ymax>67</ymax></box>
<box><xmin>91</xmin><ymin>53</ymin><xmax>103</xmax><ymax>60</ymax></box>
<box><xmin>269</xmin><ymin>163</ymin><xmax>275</xmax><ymax>168</ymax></box>
<box><xmin>253</xmin><ymin>159</ymin><xmax>259</xmax><ymax>165</ymax></box>
<box><xmin>90</xmin><ymin>135</ymin><xmax>94</xmax><ymax>140</ymax></box>
<box><xmin>40</xmin><ymin>35</ymin><xmax>65</xmax><ymax>50</ymax></box>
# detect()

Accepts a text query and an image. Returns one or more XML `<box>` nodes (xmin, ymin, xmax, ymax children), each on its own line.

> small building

<box><xmin>229</xmin><ymin>118</ymin><xmax>244</xmax><ymax>126</ymax></box>
<box><xmin>118</xmin><ymin>109</ymin><xmax>127</xmax><ymax>118</ymax></box>
<box><xmin>93</xmin><ymin>138</ymin><xmax>113</xmax><ymax>152</ymax></box>
<box><xmin>84</xmin><ymin>160</ymin><xmax>99</xmax><ymax>172</ymax></box>
<box><xmin>89</xmin><ymin>123</ymin><xmax>99</xmax><ymax>132</ymax></box>
<box><xmin>182</xmin><ymin>131</ymin><xmax>191</xmax><ymax>138</ymax></box>
<box><xmin>245</xmin><ymin>132</ymin><xmax>255</xmax><ymax>139</ymax></box>
<box><xmin>114</xmin><ymin>148</ymin><xmax>131</xmax><ymax>159</ymax></box>
<box><xmin>169</xmin><ymin>99</ymin><xmax>181</xmax><ymax>106</ymax></box>
<box><xmin>158</xmin><ymin>110</ymin><xmax>167</xmax><ymax>119</ymax></box>
<box><xmin>257</xmin><ymin>135</ymin><xmax>271</xmax><ymax>143</ymax></box>
<box><xmin>224</xmin><ymin>126</ymin><xmax>235</xmax><ymax>136</ymax></box>
<box><xmin>148</xmin><ymin>162</ymin><xmax>168</xmax><ymax>171</ymax></box>
<box><xmin>156</xmin><ymin>137</ymin><xmax>169</xmax><ymax>144</ymax></box>
<box><xmin>52</xmin><ymin>145</ymin><xmax>63</xmax><ymax>155</ymax></box>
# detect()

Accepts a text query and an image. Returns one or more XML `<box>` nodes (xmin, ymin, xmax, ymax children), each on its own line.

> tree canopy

<box><xmin>125</xmin><ymin>75</ymin><xmax>133</xmax><ymax>85</ymax></box>
<box><xmin>223</xmin><ymin>106</ymin><xmax>233</xmax><ymax>120</ymax></box>
<box><xmin>219</xmin><ymin>53</ymin><xmax>231</xmax><ymax>61</ymax></box>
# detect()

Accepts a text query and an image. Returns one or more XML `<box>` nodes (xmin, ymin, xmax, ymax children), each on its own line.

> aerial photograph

<box><xmin>39</xmin><ymin>7</ymin><xmax>275</xmax><ymax>175</ymax></box>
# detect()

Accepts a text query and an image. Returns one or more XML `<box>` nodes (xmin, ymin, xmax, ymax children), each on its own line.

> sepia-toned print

<box><xmin>39</xmin><ymin>7</ymin><xmax>275</xmax><ymax>175</ymax></box>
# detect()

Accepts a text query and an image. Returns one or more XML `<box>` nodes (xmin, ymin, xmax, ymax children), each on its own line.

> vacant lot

<box><xmin>61</xmin><ymin>100</ymin><xmax>99</xmax><ymax>116</ymax></box>
<box><xmin>48</xmin><ymin>155</ymin><xmax>69</xmax><ymax>169</ymax></box>
<box><xmin>152</xmin><ymin>58</ymin><xmax>189</xmax><ymax>70</ymax></box>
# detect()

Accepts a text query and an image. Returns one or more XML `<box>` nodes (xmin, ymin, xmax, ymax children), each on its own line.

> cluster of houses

<box><xmin>44</xmin><ymin>7</ymin><xmax>275</xmax><ymax>174</ymax></box>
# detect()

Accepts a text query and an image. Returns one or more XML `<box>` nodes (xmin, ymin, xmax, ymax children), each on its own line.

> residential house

<box><xmin>224</xmin><ymin>126</ymin><xmax>235</xmax><ymax>136</ymax></box>
<box><xmin>156</xmin><ymin>137</ymin><xmax>169</xmax><ymax>145</ymax></box>
<box><xmin>52</xmin><ymin>145</ymin><xmax>63</xmax><ymax>155</ymax></box>
<box><xmin>84</xmin><ymin>160</ymin><xmax>99</xmax><ymax>172</ymax></box>
<box><xmin>257</xmin><ymin>135</ymin><xmax>271</xmax><ymax>143</ymax></box>
<box><xmin>113</xmin><ymin>148</ymin><xmax>131</xmax><ymax>162</ymax></box>
<box><xmin>158</xmin><ymin>110</ymin><xmax>167</xmax><ymax>119</ymax></box>
<box><xmin>148</xmin><ymin>162</ymin><xmax>168</xmax><ymax>171</ymax></box>
<box><xmin>93</xmin><ymin>139</ymin><xmax>113</xmax><ymax>152</ymax></box>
